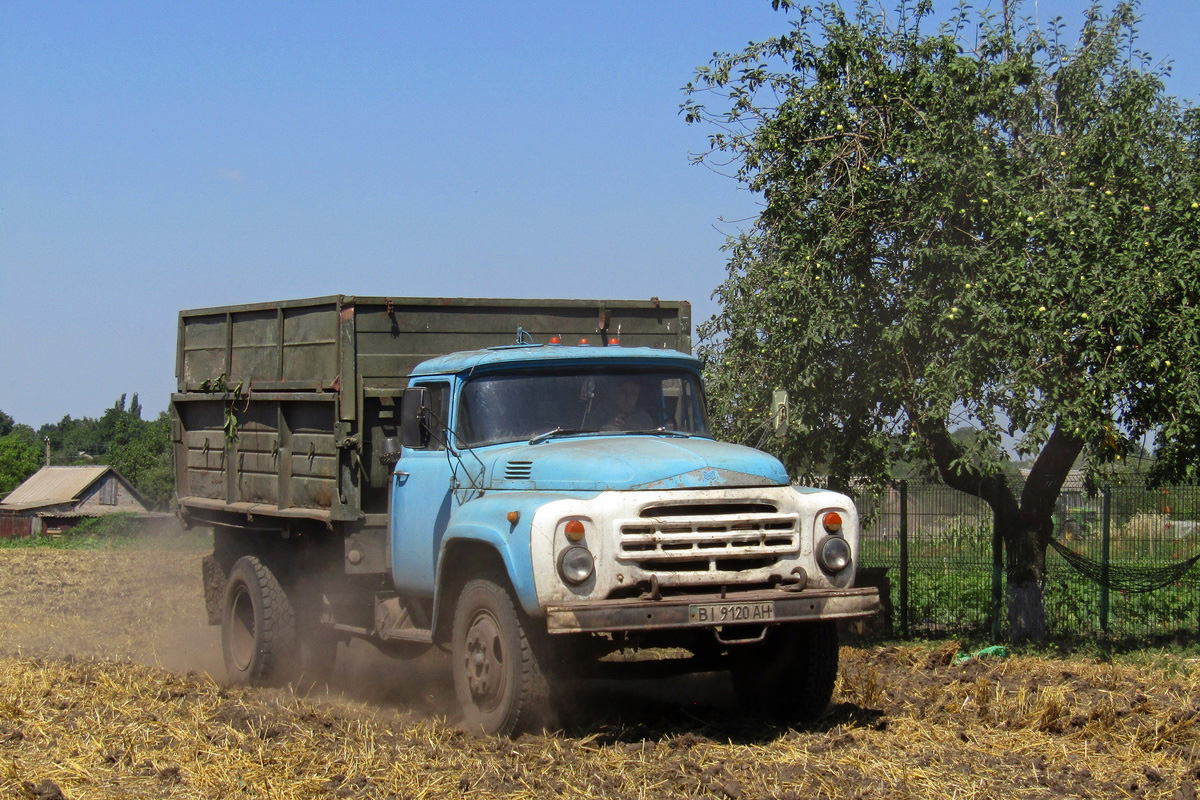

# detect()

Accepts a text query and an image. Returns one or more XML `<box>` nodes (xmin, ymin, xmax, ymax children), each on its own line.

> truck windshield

<box><xmin>456</xmin><ymin>367</ymin><xmax>710</xmax><ymax>447</ymax></box>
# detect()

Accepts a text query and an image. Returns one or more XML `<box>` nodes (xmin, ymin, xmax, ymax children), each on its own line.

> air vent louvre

<box><xmin>504</xmin><ymin>460</ymin><xmax>533</xmax><ymax>480</ymax></box>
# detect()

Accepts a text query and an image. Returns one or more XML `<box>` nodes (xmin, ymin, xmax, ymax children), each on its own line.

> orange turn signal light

<box><xmin>564</xmin><ymin>519</ymin><xmax>586</xmax><ymax>541</ymax></box>
<box><xmin>506</xmin><ymin>511</ymin><xmax>520</xmax><ymax>524</ymax></box>
<box><xmin>822</xmin><ymin>511</ymin><xmax>843</xmax><ymax>532</ymax></box>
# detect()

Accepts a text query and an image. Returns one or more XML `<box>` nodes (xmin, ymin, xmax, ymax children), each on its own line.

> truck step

<box><xmin>378</xmin><ymin>627</ymin><xmax>433</xmax><ymax>644</ymax></box>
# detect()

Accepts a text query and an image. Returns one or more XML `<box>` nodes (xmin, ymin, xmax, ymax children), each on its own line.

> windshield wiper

<box><xmin>587</xmin><ymin>428</ymin><xmax>698</xmax><ymax>438</ymax></box>
<box><xmin>530</xmin><ymin>427</ymin><xmax>699</xmax><ymax>444</ymax></box>
<box><xmin>628</xmin><ymin>428</ymin><xmax>696</xmax><ymax>438</ymax></box>
<box><xmin>529</xmin><ymin>427</ymin><xmax>593</xmax><ymax>444</ymax></box>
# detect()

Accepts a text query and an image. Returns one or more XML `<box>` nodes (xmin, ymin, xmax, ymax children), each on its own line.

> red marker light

<box><xmin>549</xmin><ymin>335</ymin><xmax>561</xmax><ymax>345</ymax></box>
<box><xmin>608</xmin><ymin>336</ymin><xmax>620</xmax><ymax>345</ymax></box>
<box><xmin>822</xmin><ymin>512</ymin><xmax>843</xmax><ymax>532</ymax></box>
<box><xmin>579</xmin><ymin>338</ymin><xmax>589</xmax><ymax>345</ymax></box>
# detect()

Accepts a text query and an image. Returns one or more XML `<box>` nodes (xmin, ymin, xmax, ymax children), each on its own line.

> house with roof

<box><xmin>0</xmin><ymin>465</ymin><xmax>151</xmax><ymax>538</ymax></box>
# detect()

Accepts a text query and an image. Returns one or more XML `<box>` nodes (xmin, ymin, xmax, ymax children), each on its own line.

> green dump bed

<box><xmin>171</xmin><ymin>295</ymin><xmax>690</xmax><ymax>560</ymax></box>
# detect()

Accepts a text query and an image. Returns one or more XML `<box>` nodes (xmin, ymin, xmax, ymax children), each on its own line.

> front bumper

<box><xmin>545</xmin><ymin>586</ymin><xmax>880</xmax><ymax>634</ymax></box>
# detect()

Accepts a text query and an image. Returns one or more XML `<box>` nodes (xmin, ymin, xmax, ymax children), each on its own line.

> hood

<box><xmin>478</xmin><ymin>435</ymin><xmax>789</xmax><ymax>491</ymax></box>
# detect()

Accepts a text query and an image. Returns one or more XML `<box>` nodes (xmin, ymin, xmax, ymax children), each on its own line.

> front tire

<box><xmin>730</xmin><ymin>621</ymin><xmax>839</xmax><ymax>723</ymax></box>
<box><xmin>451</xmin><ymin>574</ymin><xmax>552</xmax><ymax>735</ymax></box>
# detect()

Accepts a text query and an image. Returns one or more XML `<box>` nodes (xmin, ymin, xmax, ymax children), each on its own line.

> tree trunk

<box><xmin>921</xmin><ymin>423</ymin><xmax>1082</xmax><ymax>644</ymax></box>
<box><xmin>1003</xmin><ymin>516</ymin><xmax>1048</xmax><ymax>642</ymax></box>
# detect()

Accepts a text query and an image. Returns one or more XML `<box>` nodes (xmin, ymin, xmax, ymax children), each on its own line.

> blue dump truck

<box><xmin>173</xmin><ymin>296</ymin><xmax>879</xmax><ymax>735</ymax></box>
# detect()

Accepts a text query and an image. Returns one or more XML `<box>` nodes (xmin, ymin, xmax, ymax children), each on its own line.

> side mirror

<box><xmin>378</xmin><ymin>436</ymin><xmax>402</xmax><ymax>465</ymax></box>
<box><xmin>400</xmin><ymin>386</ymin><xmax>430</xmax><ymax>448</ymax></box>
<box><xmin>771</xmin><ymin>389</ymin><xmax>789</xmax><ymax>437</ymax></box>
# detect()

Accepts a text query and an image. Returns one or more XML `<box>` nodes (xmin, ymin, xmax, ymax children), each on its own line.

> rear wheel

<box><xmin>221</xmin><ymin>555</ymin><xmax>336</xmax><ymax>689</ymax></box>
<box><xmin>451</xmin><ymin>574</ymin><xmax>553</xmax><ymax>735</ymax></box>
<box><xmin>730</xmin><ymin>621</ymin><xmax>839</xmax><ymax>723</ymax></box>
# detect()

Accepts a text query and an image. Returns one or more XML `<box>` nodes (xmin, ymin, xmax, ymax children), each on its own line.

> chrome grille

<box><xmin>619</xmin><ymin>511</ymin><xmax>799</xmax><ymax>572</ymax></box>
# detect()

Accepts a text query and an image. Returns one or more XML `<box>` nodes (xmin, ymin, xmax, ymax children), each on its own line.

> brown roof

<box><xmin>1</xmin><ymin>466</ymin><xmax>113</xmax><ymax>507</ymax></box>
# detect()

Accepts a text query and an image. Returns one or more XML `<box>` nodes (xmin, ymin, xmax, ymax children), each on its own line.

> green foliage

<box><xmin>885</xmin><ymin>561</ymin><xmax>1199</xmax><ymax>640</ymax></box>
<box><xmin>0</xmin><ymin>425</ymin><xmax>42</xmax><ymax>496</ymax></box>
<box><xmin>196</xmin><ymin>374</ymin><xmax>247</xmax><ymax>444</ymax></box>
<box><xmin>685</xmin><ymin>1</ymin><xmax>1200</xmax><ymax>486</ymax></box>
<box><xmin>0</xmin><ymin>512</ymin><xmax>145</xmax><ymax>550</ymax></box>
<box><xmin>685</xmin><ymin>0</ymin><xmax>1199</xmax><ymax>639</ymax></box>
<box><xmin>106</xmin><ymin>411</ymin><xmax>173</xmax><ymax>509</ymax></box>
<box><xmin>906</xmin><ymin>569</ymin><xmax>994</xmax><ymax>632</ymax></box>
<box><xmin>68</xmin><ymin>512</ymin><xmax>145</xmax><ymax>538</ymax></box>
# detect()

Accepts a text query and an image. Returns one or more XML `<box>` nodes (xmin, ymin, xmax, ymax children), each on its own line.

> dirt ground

<box><xmin>1</xmin><ymin>532</ymin><xmax>1199</xmax><ymax>799</ymax></box>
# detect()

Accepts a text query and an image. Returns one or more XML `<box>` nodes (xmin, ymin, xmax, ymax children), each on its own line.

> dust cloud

<box><xmin>0</xmin><ymin>525</ymin><xmax>465</xmax><ymax>722</ymax></box>
<box><xmin>0</xmin><ymin>523</ymin><xmax>745</xmax><ymax>730</ymax></box>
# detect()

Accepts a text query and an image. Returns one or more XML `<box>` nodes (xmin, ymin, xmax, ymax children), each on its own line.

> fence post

<box><xmin>899</xmin><ymin>479</ymin><xmax>909</xmax><ymax>639</ymax></box>
<box><xmin>991</xmin><ymin>483</ymin><xmax>1003</xmax><ymax>641</ymax></box>
<box><xmin>1100</xmin><ymin>485</ymin><xmax>1112</xmax><ymax>633</ymax></box>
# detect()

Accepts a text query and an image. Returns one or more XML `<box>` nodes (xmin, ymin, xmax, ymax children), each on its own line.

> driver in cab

<box><xmin>600</xmin><ymin>378</ymin><xmax>654</xmax><ymax>431</ymax></box>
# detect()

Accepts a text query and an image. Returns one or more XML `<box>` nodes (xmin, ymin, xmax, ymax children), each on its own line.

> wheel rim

<box><xmin>462</xmin><ymin>608</ymin><xmax>507</xmax><ymax>713</ymax></box>
<box><xmin>228</xmin><ymin>583</ymin><xmax>256</xmax><ymax>671</ymax></box>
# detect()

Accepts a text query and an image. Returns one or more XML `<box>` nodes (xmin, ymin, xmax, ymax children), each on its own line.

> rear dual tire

<box><xmin>221</xmin><ymin>555</ymin><xmax>336</xmax><ymax>690</ymax></box>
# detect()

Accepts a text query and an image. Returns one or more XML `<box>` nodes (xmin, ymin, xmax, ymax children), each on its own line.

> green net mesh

<box><xmin>1048</xmin><ymin>537</ymin><xmax>1200</xmax><ymax>594</ymax></box>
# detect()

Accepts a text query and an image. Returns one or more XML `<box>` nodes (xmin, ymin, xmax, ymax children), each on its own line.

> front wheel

<box><xmin>730</xmin><ymin>621</ymin><xmax>839</xmax><ymax>723</ymax></box>
<box><xmin>451</xmin><ymin>575</ymin><xmax>553</xmax><ymax>736</ymax></box>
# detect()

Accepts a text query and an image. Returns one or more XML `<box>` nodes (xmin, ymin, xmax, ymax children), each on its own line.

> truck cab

<box><xmin>383</xmin><ymin>344</ymin><xmax>877</xmax><ymax>733</ymax></box>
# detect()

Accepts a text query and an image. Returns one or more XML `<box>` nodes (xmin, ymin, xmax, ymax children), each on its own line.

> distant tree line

<box><xmin>0</xmin><ymin>395</ymin><xmax>172</xmax><ymax>509</ymax></box>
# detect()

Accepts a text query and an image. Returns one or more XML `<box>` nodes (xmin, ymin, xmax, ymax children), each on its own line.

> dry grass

<box><xmin>1</xmin><ymin>536</ymin><xmax>1199</xmax><ymax>799</ymax></box>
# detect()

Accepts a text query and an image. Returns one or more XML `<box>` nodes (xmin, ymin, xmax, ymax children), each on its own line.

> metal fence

<box><xmin>856</xmin><ymin>481</ymin><xmax>1200</xmax><ymax>644</ymax></box>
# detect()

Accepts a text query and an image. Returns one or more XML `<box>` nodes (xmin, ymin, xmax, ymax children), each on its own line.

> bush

<box><xmin>0</xmin><ymin>513</ymin><xmax>146</xmax><ymax>550</ymax></box>
<box><xmin>67</xmin><ymin>513</ymin><xmax>144</xmax><ymax>538</ymax></box>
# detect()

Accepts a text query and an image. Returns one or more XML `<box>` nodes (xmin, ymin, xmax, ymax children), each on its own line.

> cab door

<box><xmin>389</xmin><ymin>381</ymin><xmax>456</xmax><ymax>595</ymax></box>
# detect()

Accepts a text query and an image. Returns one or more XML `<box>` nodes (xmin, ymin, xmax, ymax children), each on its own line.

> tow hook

<box><xmin>639</xmin><ymin>574</ymin><xmax>661</xmax><ymax>601</ymax></box>
<box><xmin>782</xmin><ymin>566</ymin><xmax>809</xmax><ymax>592</ymax></box>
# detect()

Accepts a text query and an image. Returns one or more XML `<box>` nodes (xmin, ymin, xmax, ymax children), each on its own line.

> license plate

<box><xmin>688</xmin><ymin>601</ymin><xmax>775</xmax><ymax>625</ymax></box>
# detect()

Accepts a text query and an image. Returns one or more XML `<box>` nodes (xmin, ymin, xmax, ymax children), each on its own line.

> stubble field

<box><xmin>1</xmin><ymin>532</ymin><xmax>1198</xmax><ymax>799</ymax></box>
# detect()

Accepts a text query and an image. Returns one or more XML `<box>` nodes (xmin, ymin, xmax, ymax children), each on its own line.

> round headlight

<box><xmin>557</xmin><ymin>546</ymin><xmax>594</xmax><ymax>585</ymax></box>
<box><xmin>817</xmin><ymin>535</ymin><xmax>852</xmax><ymax>574</ymax></box>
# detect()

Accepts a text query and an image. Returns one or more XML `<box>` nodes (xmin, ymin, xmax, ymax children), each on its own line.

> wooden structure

<box><xmin>0</xmin><ymin>466</ymin><xmax>150</xmax><ymax>537</ymax></box>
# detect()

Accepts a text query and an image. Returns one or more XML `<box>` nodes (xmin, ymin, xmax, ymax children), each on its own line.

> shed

<box><xmin>0</xmin><ymin>466</ymin><xmax>151</xmax><ymax>537</ymax></box>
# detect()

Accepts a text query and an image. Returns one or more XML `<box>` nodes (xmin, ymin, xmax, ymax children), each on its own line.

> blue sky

<box><xmin>2</xmin><ymin>1</ymin><xmax>1196</xmax><ymax>428</ymax></box>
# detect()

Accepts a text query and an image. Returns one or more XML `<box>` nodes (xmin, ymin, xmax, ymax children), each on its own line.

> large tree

<box><xmin>33</xmin><ymin>395</ymin><xmax>174</xmax><ymax>509</ymax></box>
<box><xmin>0</xmin><ymin>425</ymin><xmax>41</xmax><ymax>497</ymax></box>
<box><xmin>685</xmin><ymin>0</ymin><xmax>1200</xmax><ymax>640</ymax></box>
